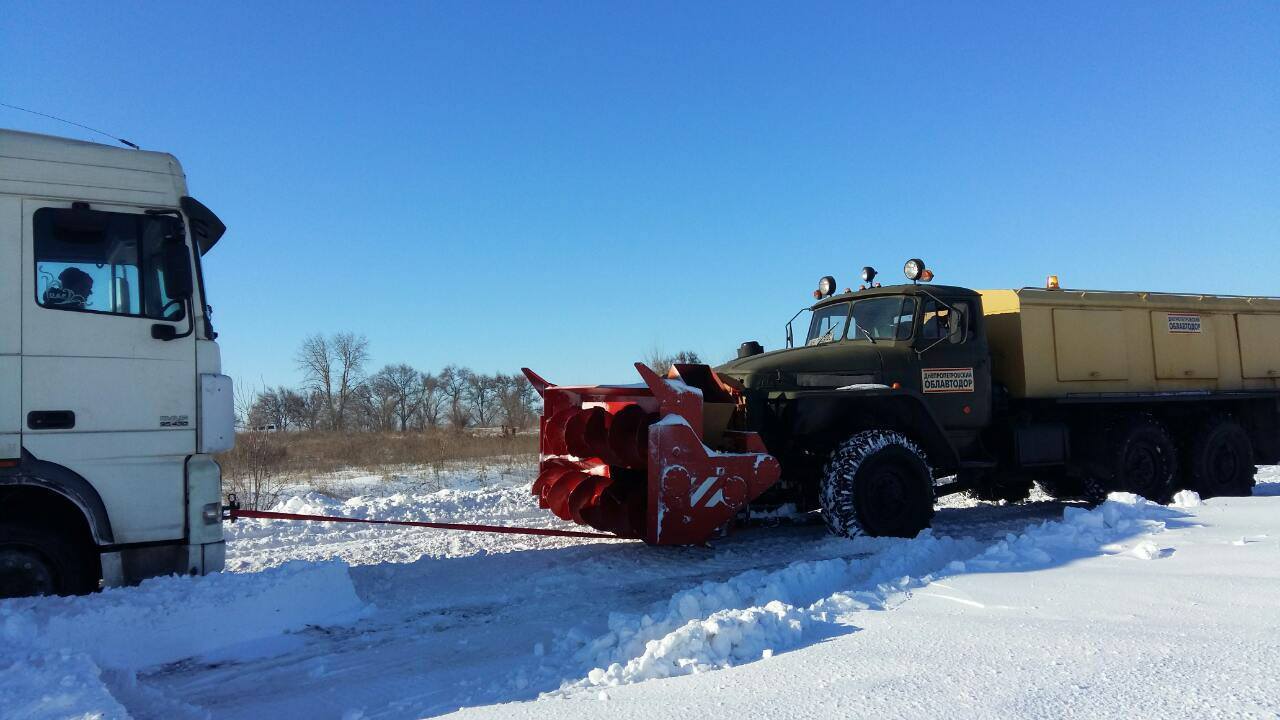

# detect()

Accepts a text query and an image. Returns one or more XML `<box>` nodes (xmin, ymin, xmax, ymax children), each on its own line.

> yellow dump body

<box><xmin>980</xmin><ymin>288</ymin><xmax>1280</xmax><ymax>399</ymax></box>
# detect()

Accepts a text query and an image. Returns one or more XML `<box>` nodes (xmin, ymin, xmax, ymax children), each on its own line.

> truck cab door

<box><xmin>20</xmin><ymin>200</ymin><xmax>197</xmax><ymax>544</ymax></box>
<box><xmin>909</xmin><ymin>295</ymin><xmax>992</xmax><ymax>435</ymax></box>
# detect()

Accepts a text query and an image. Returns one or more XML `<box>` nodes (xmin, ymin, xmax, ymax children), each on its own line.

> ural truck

<box><xmin>523</xmin><ymin>260</ymin><xmax>1280</xmax><ymax>544</ymax></box>
<box><xmin>1</xmin><ymin>129</ymin><xmax>233</xmax><ymax>597</ymax></box>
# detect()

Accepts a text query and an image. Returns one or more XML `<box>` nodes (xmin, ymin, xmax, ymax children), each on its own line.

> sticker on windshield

<box><xmin>1167</xmin><ymin>313</ymin><xmax>1201</xmax><ymax>333</ymax></box>
<box><xmin>922</xmin><ymin>367</ymin><xmax>974</xmax><ymax>393</ymax></box>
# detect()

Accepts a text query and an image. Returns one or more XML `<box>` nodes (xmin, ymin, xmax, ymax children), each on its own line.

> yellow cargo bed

<box><xmin>980</xmin><ymin>288</ymin><xmax>1280</xmax><ymax>399</ymax></box>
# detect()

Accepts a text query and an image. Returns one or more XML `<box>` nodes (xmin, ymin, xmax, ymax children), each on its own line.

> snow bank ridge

<box><xmin>567</xmin><ymin>493</ymin><xmax>1179</xmax><ymax>690</ymax></box>
<box><xmin>2</xmin><ymin>560</ymin><xmax>367</xmax><ymax>670</ymax></box>
<box><xmin>1</xmin><ymin>560</ymin><xmax>368</xmax><ymax>720</ymax></box>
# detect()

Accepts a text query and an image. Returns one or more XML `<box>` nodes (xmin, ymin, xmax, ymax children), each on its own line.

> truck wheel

<box><xmin>821</xmin><ymin>430</ymin><xmax>935</xmax><ymax>538</ymax></box>
<box><xmin>0</xmin><ymin>526</ymin><xmax>97</xmax><ymax>599</ymax></box>
<box><xmin>1187</xmin><ymin>417</ymin><xmax>1255</xmax><ymax>498</ymax></box>
<box><xmin>1082</xmin><ymin>415</ymin><xmax>1179</xmax><ymax>504</ymax></box>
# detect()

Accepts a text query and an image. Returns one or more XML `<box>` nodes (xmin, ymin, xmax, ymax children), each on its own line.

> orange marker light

<box><xmin>812</xmin><ymin>289</ymin><xmax>822</xmax><ymax>299</ymax></box>
<box><xmin>920</xmin><ymin>269</ymin><xmax>934</xmax><ymax>282</ymax></box>
<box><xmin>891</xmin><ymin>382</ymin><xmax>902</xmax><ymax>390</ymax></box>
<box><xmin>1046</xmin><ymin>275</ymin><xmax>1060</xmax><ymax>290</ymax></box>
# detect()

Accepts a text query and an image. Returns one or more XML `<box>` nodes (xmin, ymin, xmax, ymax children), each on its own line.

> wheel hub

<box><xmin>0</xmin><ymin>547</ymin><xmax>56</xmax><ymax>598</ymax></box>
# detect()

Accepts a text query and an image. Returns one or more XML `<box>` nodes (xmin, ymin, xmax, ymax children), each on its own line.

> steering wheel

<box><xmin>160</xmin><ymin>298</ymin><xmax>185</xmax><ymax>320</ymax></box>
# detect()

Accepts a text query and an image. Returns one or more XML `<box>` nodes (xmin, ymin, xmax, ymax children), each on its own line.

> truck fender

<box><xmin>788</xmin><ymin>389</ymin><xmax>961</xmax><ymax>476</ymax></box>
<box><xmin>0</xmin><ymin>451</ymin><xmax>115</xmax><ymax>545</ymax></box>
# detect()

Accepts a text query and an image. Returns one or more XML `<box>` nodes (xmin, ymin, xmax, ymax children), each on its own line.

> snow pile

<box><xmin>0</xmin><ymin>561</ymin><xmax>367</xmax><ymax>719</ymax></box>
<box><xmin>566</xmin><ymin>532</ymin><xmax>985</xmax><ymax>689</ymax></box>
<box><xmin>957</xmin><ymin>492</ymin><xmax>1174</xmax><ymax>573</ymax></box>
<box><xmin>566</xmin><ymin>493</ymin><xmax>1178</xmax><ymax>690</ymax></box>
<box><xmin>1</xmin><ymin>560</ymin><xmax>366</xmax><ymax>669</ymax></box>
<box><xmin>0</xmin><ymin>651</ymin><xmax>130</xmax><ymax>720</ymax></box>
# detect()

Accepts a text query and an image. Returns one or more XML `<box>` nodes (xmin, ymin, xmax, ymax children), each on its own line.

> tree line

<box><xmin>244</xmin><ymin>332</ymin><xmax>541</xmax><ymax>434</ymax></box>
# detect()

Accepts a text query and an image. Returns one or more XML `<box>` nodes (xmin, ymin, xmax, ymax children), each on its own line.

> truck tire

<box><xmin>821</xmin><ymin>430</ymin><xmax>935</xmax><ymax>538</ymax></box>
<box><xmin>1081</xmin><ymin>414</ymin><xmax>1179</xmax><ymax>504</ymax></box>
<box><xmin>0</xmin><ymin>525</ymin><xmax>98</xmax><ymax>599</ymax></box>
<box><xmin>1186</xmin><ymin>417</ymin><xmax>1255</xmax><ymax>499</ymax></box>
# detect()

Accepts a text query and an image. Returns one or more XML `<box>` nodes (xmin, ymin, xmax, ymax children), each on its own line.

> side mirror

<box><xmin>162</xmin><ymin>239</ymin><xmax>194</xmax><ymax>300</ymax></box>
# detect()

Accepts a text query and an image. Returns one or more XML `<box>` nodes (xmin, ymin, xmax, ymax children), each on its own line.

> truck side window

<box><xmin>920</xmin><ymin>298</ymin><xmax>970</xmax><ymax>342</ymax></box>
<box><xmin>33</xmin><ymin>208</ymin><xmax>185</xmax><ymax>321</ymax></box>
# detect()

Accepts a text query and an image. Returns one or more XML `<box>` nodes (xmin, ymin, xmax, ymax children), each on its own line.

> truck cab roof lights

<box><xmin>818</xmin><ymin>276</ymin><xmax>837</xmax><ymax>297</ymax></box>
<box><xmin>861</xmin><ymin>266</ymin><xmax>878</xmax><ymax>284</ymax></box>
<box><xmin>904</xmin><ymin>258</ymin><xmax>926</xmax><ymax>282</ymax></box>
<box><xmin>1047</xmin><ymin>275</ymin><xmax>1061</xmax><ymax>290</ymax></box>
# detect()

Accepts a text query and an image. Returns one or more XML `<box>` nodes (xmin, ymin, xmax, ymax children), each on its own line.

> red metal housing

<box><xmin>522</xmin><ymin>363</ymin><xmax>781</xmax><ymax>545</ymax></box>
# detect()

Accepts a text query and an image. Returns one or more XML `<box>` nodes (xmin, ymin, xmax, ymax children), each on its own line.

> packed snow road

<box><xmin>3</xmin><ymin>465</ymin><xmax>1279</xmax><ymax>719</ymax></box>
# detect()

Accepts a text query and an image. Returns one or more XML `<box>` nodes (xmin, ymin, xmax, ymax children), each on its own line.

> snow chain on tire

<box><xmin>820</xmin><ymin>429</ymin><xmax>935</xmax><ymax>538</ymax></box>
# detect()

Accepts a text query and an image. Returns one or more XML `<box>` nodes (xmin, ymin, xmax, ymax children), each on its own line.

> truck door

<box><xmin>910</xmin><ymin>295</ymin><xmax>992</xmax><ymax>433</ymax></box>
<box><xmin>20</xmin><ymin>200</ymin><xmax>196</xmax><ymax>544</ymax></box>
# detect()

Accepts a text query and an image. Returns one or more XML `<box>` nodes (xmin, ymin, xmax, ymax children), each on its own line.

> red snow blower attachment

<box><xmin>521</xmin><ymin>363</ymin><xmax>781</xmax><ymax>545</ymax></box>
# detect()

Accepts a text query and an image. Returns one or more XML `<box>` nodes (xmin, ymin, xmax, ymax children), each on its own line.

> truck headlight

<box><xmin>818</xmin><ymin>276</ymin><xmax>836</xmax><ymax>297</ymax></box>
<box><xmin>904</xmin><ymin>258</ymin><xmax>926</xmax><ymax>281</ymax></box>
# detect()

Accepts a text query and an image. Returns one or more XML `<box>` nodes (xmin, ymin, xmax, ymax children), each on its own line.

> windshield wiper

<box><xmin>858</xmin><ymin>326</ymin><xmax>877</xmax><ymax>344</ymax></box>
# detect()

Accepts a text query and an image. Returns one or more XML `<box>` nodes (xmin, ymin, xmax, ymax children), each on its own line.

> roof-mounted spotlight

<box><xmin>904</xmin><ymin>258</ymin><xmax>926</xmax><ymax>282</ymax></box>
<box><xmin>861</xmin><ymin>266</ymin><xmax>877</xmax><ymax>284</ymax></box>
<box><xmin>818</xmin><ymin>275</ymin><xmax>837</xmax><ymax>297</ymax></box>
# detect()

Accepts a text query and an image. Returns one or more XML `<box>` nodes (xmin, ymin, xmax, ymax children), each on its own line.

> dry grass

<box><xmin>217</xmin><ymin>429</ymin><xmax>539</xmax><ymax>507</ymax></box>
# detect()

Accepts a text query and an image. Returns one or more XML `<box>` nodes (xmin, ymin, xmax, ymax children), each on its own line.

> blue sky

<box><xmin>4</xmin><ymin>2</ymin><xmax>1278</xmax><ymax>388</ymax></box>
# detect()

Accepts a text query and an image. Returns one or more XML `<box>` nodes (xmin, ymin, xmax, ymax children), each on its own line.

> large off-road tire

<box><xmin>0</xmin><ymin>525</ymin><xmax>98</xmax><ymax>599</ymax></box>
<box><xmin>1080</xmin><ymin>414</ymin><xmax>1179</xmax><ymax>504</ymax></box>
<box><xmin>820</xmin><ymin>430</ymin><xmax>935</xmax><ymax>538</ymax></box>
<box><xmin>1186</xmin><ymin>416</ymin><xmax>1255</xmax><ymax>499</ymax></box>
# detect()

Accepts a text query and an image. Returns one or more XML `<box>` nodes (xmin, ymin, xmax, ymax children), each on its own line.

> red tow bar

<box><xmin>226</xmin><ymin>507</ymin><xmax>619</xmax><ymax>540</ymax></box>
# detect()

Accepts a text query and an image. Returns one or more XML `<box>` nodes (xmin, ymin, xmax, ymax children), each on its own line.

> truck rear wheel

<box><xmin>1081</xmin><ymin>415</ymin><xmax>1179</xmax><ymax>504</ymax></box>
<box><xmin>1187</xmin><ymin>417</ymin><xmax>1255</xmax><ymax>499</ymax></box>
<box><xmin>0</xmin><ymin>526</ymin><xmax>97</xmax><ymax>599</ymax></box>
<box><xmin>821</xmin><ymin>430</ymin><xmax>935</xmax><ymax>538</ymax></box>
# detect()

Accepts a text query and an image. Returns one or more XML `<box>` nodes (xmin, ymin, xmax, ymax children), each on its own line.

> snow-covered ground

<box><xmin>3</xmin><ymin>465</ymin><xmax>1279</xmax><ymax>720</ymax></box>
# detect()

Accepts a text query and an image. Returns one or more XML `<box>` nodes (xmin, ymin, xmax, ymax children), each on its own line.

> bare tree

<box><xmin>296</xmin><ymin>334</ymin><xmax>337</xmax><ymax>428</ymax></box>
<box><xmin>439</xmin><ymin>365</ymin><xmax>474</xmax><ymax>431</ymax></box>
<box><xmin>297</xmin><ymin>332</ymin><xmax>370</xmax><ymax>430</ymax></box>
<box><xmin>372</xmin><ymin>363</ymin><xmax>421</xmax><ymax>431</ymax></box>
<box><xmin>332</xmin><ymin>332</ymin><xmax>370</xmax><ymax>430</ymax></box>
<box><xmin>468</xmin><ymin>373</ymin><xmax>502</xmax><ymax>428</ymax></box>
<box><xmin>644</xmin><ymin>347</ymin><xmax>703</xmax><ymax>376</ymax></box>
<box><xmin>496</xmin><ymin>373</ymin><xmax>539</xmax><ymax>435</ymax></box>
<box><xmin>248</xmin><ymin>387</ymin><xmax>290</xmax><ymax>430</ymax></box>
<box><xmin>416</xmin><ymin>371</ymin><xmax>445</xmax><ymax>429</ymax></box>
<box><xmin>281</xmin><ymin>388</ymin><xmax>318</xmax><ymax>430</ymax></box>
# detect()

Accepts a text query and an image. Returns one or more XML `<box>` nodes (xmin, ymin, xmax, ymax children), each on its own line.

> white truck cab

<box><xmin>0</xmin><ymin>129</ymin><xmax>234</xmax><ymax>597</ymax></box>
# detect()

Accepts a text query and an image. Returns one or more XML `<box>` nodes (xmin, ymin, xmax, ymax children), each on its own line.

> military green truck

<box><xmin>525</xmin><ymin>259</ymin><xmax>1280</xmax><ymax>544</ymax></box>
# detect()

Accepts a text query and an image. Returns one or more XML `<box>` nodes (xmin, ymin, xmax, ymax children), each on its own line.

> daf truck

<box><xmin>1</xmin><ymin>129</ymin><xmax>233</xmax><ymax>597</ymax></box>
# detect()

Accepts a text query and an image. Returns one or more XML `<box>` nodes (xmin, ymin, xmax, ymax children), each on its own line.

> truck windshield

<box><xmin>806</xmin><ymin>296</ymin><xmax>917</xmax><ymax>345</ymax></box>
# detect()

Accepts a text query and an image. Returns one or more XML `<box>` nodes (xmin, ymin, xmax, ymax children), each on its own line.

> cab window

<box><xmin>850</xmin><ymin>296</ymin><xmax>917</xmax><ymax>341</ymax></box>
<box><xmin>920</xmin><ymin>298</ymin><xmax>970</xmax><ymax>342</ymax></box>
<box><xmin>806</xmin><ymin>302</ymin><xmax>849</xmax><ymax>346</ymax></box>
<box><xmin>34</xmin><ymin>207</ymin><xmax>185</xmax><ymax>321</ymax></box>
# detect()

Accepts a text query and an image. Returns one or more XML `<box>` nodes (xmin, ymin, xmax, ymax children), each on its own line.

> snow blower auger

<box><xmin>520</xmin><ymin>363</ymin><xmax>781</xmax><ymax>545</ymax></box>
